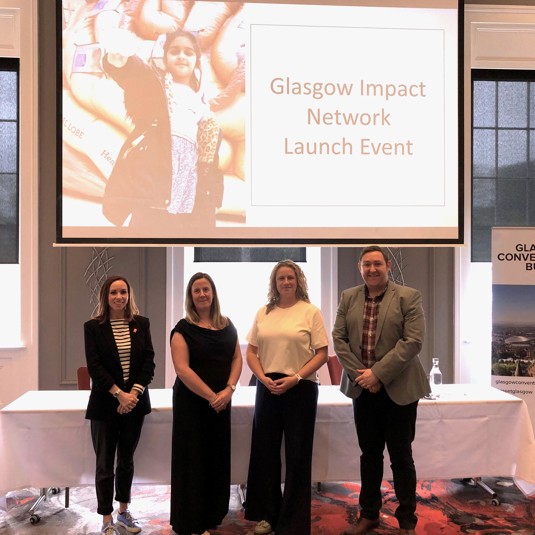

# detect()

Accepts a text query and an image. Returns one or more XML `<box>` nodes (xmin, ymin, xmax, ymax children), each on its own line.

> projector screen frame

<box><xmin>56</xmin><ymin>0</ymin><xmax>464</xmax><ymax>246</ymax></box>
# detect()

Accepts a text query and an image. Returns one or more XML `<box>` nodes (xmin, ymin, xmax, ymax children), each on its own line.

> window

<box><xmin>472</xmin><ymin>70</ymin><xmax>535</xmax><ymax>261</ymax></box>
<box><xmin>0</xmin><ymin>58</ymin><xmax>19</xmax><ymax>263</ymax></box>
<box><xmin>0</xmin><ymin>57</ymin><xmax>21</xmax><ymax>348</ymax></box>
<box><xmin>193</xmin><ymin>248</ymin><xmax>306</xmax><ymax>263</ymax></box>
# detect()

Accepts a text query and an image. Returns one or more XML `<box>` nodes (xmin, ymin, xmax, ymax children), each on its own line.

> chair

<box><xmin>77</xmin><ymin>366</ymin><xmax>91</xmax><ymax>390</ymax></box>
<box><xmin>327</xmin><ymin>356</ymin><xmax>343</xmax><ymax>385</ymax></box>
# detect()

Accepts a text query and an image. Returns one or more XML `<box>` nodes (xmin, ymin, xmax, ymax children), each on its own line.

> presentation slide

<box><xmin>58</xmin><ymin>0</ymin><xmax>462</xmax><ymax>244</ymax></box>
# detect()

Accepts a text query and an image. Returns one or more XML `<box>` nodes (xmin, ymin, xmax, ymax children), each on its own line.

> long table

<box><xmin>1</xmin><ymin>384</ymin><xmax>534</xmax><ymax>497</ymax></box>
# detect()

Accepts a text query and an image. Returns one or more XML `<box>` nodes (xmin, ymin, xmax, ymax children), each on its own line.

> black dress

<box><xmin>170</xmin><ymin>318</ymin><xmax>238</xmax><ymax>534</ymax></box>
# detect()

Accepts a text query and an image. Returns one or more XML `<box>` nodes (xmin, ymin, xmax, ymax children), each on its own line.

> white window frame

<box><xmin>0</xmin><ymin>1</ymin><xmax>38</xmax><ymax>385</ymax></box>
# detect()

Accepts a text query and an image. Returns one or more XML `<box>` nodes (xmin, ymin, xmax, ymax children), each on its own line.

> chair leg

<box><xmin>461</xmin><ymin>477</ymin><xmax>501</xmax><ymax>506</ymax></box>
<box><xmin>27</xmin><ymin>487</ymin><xmax>70</xmax><ymax>524</ymax></box>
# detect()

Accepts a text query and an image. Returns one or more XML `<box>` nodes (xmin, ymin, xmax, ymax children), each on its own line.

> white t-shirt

<box><xmin>167</xmin><ymin>82</ymin><xmax>209</xmax><ymax>144</ymax></box>
<box><xmin>247</xmin><ymin>300</ymin><xmax>329</xmax><ymax>382</ymax></box>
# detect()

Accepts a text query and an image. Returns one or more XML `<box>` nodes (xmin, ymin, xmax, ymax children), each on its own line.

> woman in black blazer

<box><xmin>84</xmin><ymin>275</ymin><xmax>155</xmax><ymax>535</ymax></box>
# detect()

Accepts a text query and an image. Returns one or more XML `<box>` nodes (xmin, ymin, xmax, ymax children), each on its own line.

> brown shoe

<box><xmin>399</xmin><ymin>529</ymin><xmax>416</xmax><ymax>535</ymax></box>
<box><xmin>342</xmin><ymin>517</ymin><xmax>380</xmax><ymax>535</ymax></box>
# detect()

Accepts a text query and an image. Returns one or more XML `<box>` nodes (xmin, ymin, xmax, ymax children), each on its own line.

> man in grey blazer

<box><xmin>332</xmin><ymin>246</ymin><xmax>430</xmax><ymax>535</ymax></box>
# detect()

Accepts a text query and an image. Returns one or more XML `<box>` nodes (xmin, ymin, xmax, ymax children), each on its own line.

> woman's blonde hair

<box><xmin>185</xmin><ymin>272</ymin><xmax>227</xmax><ymax>329</ymax></box>
<box><xmin>266</xmin><ymin>259</ymin><xmax>310</xmax><ymax>314</ymax></box>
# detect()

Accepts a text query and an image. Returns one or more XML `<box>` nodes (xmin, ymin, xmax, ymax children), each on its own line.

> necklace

<box><xmin>198</xmin><ymin>319</ymin><xmax>215</xmax><ymax>330</ymax></box>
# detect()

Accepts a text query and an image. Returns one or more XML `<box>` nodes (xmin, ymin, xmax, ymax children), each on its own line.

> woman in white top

<box><xmin>244</xmin><ymin>260</ymin><xmax>329</xmax><ymax>535</ymax></box>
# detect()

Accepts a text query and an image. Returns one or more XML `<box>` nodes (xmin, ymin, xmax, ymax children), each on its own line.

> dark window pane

<box><xmin>529</xmin><ymin>181</ymin><xmax>535</xmax><ymax>226</ymax></box>
<box><xmin>472</xmin><ymin>178</ymin><xmax>496</xmax><ymax>226</ymax></box>
<box><xmin>472</xmin><ymin>129</ymin><xmax>496</xmax><ymax>177</ymax></box>
<box><xmin>0</xmin><ymin>123</ymin><xmax>17</xmax><ymax>173</ymax></box>
<box><xmin>471</xmin><ymin>226</ymin><xmax>492</xmax><ymax>262</ymax></box>
<box><xmin>529</xmin><ymin>131</ymin><xmax>535</xmax><ymax>177</ymax></box>
<box><xmin>194</xmin><ymin>247</ymin><xmax>306</xmax><ymax>263</ymax></box>
<box><xmin>498</xmin><ymin>82</ymin><xmax>527</xmax><ymax>128</ymax></box>
<box><xmin>0</xmin><ymin>223</ymin><xmax>17</xmax><ymax>263</ymax></box>
<box><xmin>0</xmin><ymin>173</ymin><xmax>17</xmax><ymax>224</ymax></box>
<box><xmin>496</xmin><ymin>179</ymin><xmax>528</xmax><ymax>225</ymax></box>
<box><xmin>473</xmin><ymin>81</ymin><xmax>496</xmax><ymax>128</ymax></box>
<box><xmin>497</xmin><ymin>130</ymin><xmax>528</xmax><ymax>178</ymax></box>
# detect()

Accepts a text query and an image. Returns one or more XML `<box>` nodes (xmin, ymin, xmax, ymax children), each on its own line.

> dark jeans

<box><xmin>353</xmin><ymin>388</ymin><xmax>418</xmax><ymax>530</ymax></box>
<box><xmin>90</xmin><ymin>414</ymin><xmax>144</xmax><ymax>515</ymax></box>
<box><xmin>245</xmin><ymin>375</ymin><xmax>318</xmax><ymax>535</ymax></box>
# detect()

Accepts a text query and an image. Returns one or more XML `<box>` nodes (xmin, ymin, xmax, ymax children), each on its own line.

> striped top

<box><xmin>111</xmin><ymin>319</ymin><xmax>131</xmax><ymax>383</ymax></box>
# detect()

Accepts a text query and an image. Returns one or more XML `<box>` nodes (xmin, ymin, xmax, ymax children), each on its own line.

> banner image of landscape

<box><xmin>491</xmin><ymin>227</ymin><xmax>535</xmax><ymax>430</ymax></box>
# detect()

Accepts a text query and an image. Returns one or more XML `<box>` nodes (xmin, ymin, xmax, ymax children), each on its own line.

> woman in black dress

<box><xmin>169</xmin><ymin>272</ymin><xmax>242</xmax><ymax>535</ymax></box>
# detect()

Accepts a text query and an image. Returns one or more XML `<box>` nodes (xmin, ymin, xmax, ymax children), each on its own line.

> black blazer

<box><xmin>84</xmin><ymin>315</ymin><xmax>155</xmax><ymax>421</ymax></box>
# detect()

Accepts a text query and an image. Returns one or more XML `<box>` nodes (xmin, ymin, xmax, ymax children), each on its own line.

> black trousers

<box><xmin>244</xmin><ymin>375</ymin><xmax>318</xmax><ymax>535</ymax></box>
<box><xmin>90</xmin><ymin>414</ymin><xmax>145</xmax><ymax>516</ymax></box>
<box><xmin>353</xmin><ymin>388</ymin><xmax>419</xmax><ymax>530</ymax></box>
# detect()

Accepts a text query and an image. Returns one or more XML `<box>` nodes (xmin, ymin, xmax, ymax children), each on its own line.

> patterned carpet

<box><xmin>1</xmin><ymin>479</ymin><xmax>533</xmax><ymax>535</ymax></box>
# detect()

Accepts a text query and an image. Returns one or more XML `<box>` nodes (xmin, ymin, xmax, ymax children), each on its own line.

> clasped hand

<box><xmin>209</xmin><ymin>389</ymin><xmax>232</xmax><ymax>413</ymax></box>
<box><xmin>355</xmin><ymin>369</ymin><xmax>381</xmax><ymax>393</ymax></box>
<box><xmin>117</xmin><ymin>391</ymin><xmax>139</xmax><ymax>415</ymax></box>
<box><xmin>264</xmin><ymin>376</ymin><xmax>296</xmax><ymax>396</ymax></box>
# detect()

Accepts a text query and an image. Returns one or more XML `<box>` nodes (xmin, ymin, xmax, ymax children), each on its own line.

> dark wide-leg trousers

<box><xmin>90</xmin><ymin>415</ymin><xmax>144</xmax><ymax>516</ymax></box>
<box><xmin>245</xmin><ymin>376</ymin><xmax>318</xmax><ymax>535</ymax></box>
<box><xmin>170</xmin><ymin>384</ymin><xmax>231</xmax><ymax>534</ymax></box>
<box><xmin>353</xmin><ymin>388</ymin><xmax>419</xmax><ymax>530</ymax></box>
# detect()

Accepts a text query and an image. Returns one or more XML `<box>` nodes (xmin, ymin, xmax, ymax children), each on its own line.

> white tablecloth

<box><xmin>1</xmin><ymin>384</ymin><xmax>534</xmax><ymax>496</ymax></box>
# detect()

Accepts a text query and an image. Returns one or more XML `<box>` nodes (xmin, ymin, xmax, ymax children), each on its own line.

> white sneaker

<box><xmin>254</xmin><ymin>520</ymin><xmax>273</xmax><ymax>534</ymax></box>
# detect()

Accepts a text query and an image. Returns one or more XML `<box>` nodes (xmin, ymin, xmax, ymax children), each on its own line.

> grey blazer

<box><xmin>332</xmin><ymin>282</ymin><xmax>430</xmax><ymax>405</ymax></box>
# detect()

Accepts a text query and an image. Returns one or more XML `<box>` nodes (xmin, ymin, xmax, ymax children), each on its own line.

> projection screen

<box><xmin>58</xmin><ymin>0</ymin><xmax>463</xmax><ymax>245</ymax></box>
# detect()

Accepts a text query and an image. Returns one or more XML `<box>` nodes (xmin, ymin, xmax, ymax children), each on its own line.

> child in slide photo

<box><xmin>102</xmin><ymin>28</ymin><xmax>222</xmax><ymax>232</ymax></box>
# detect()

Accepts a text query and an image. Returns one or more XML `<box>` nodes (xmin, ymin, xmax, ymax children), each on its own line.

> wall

<box><xmin>34</xmin><ymin>0</ymin><xmax>529</xmax><ymax>395</ymax></box>
<box><xmin>36</xmin><ymin>0</ymin><xmax>456</xmax><ymax>393</ymax></box>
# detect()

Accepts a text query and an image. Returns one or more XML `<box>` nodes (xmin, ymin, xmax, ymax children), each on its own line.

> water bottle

<box><xmin>429</xmin><ymin>358</ymin><xmax>442</xmax><ymax>395</ymax></box>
